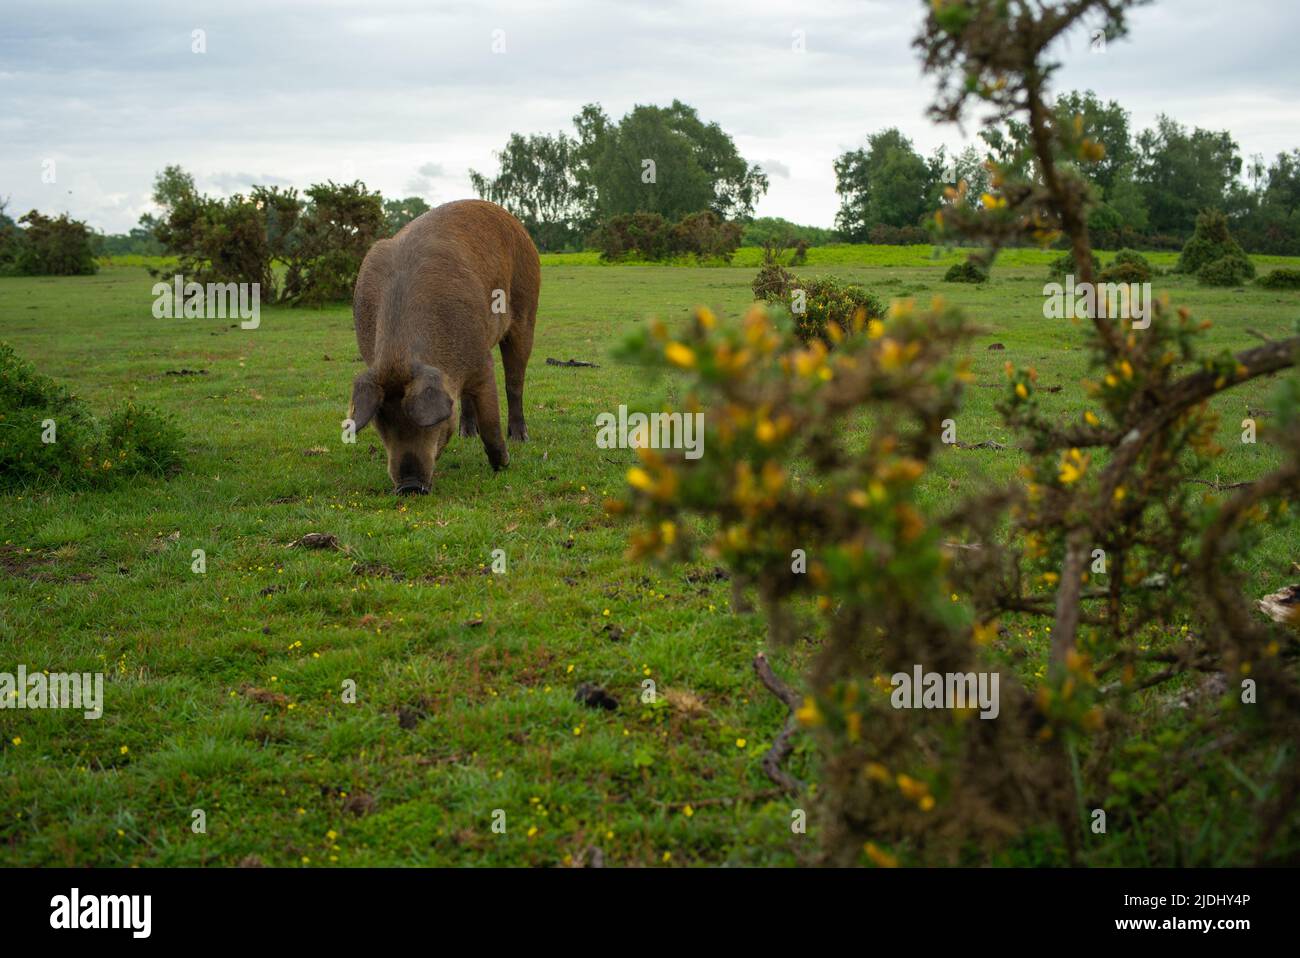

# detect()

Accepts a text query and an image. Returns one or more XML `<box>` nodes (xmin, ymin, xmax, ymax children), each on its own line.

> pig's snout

<box><xmin>395</xmin><ymin>479</ymin><xmax>428</xmax><ymax>496</ymax></box>
<box><xmin>395</xmin><ymin>451</ymin><xmax>429</xmax><ymax>496</ymax></box>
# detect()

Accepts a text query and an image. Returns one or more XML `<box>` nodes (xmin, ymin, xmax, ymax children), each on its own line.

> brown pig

<box><xmin>347</xmin><ymin>200</ymin><xmax>540</xmax><ymax>494</ymax></box>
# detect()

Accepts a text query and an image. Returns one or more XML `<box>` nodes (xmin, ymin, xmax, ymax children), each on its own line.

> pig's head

<box><xmin>349</xmin><ymin>363</ymin><xmax>454</xmax><ymax>495</ymax></box>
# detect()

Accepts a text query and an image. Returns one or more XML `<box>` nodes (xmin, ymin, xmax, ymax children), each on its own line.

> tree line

<box><xmin>4</xmin><ymin>92</ymin><xmax>1299</xmax><ymax>283</ymax></box>
<box><xmin>836</xmin><ymin>90</ymin><xmax>1300</xmax><ymax>254</ymax></box>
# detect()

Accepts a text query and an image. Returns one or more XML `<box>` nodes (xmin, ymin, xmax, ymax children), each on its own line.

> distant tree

<box><xmin>589</xmin><ymin>101</ymin><xmax>768</xmax><ymax>223</ymax></box>
<box><xmin>979</xmin><ymin>90</ymin><xmax>1147</xmax><ymax>236</ymax></box>
<box><xmin>572</xmin><ymin>102</ymin><xmax>613</xmax><ymax>228</ymax></box>
<box><xmin>1237</xmin><ymin>150</ymin><xmax>1300</xmax><ymax>254</ymax></box>
<box><xmin>383</xmin><ymin>196</ymin><xmax>431</xmax><ymax>235</ymax></box>
<box><xmin>1100</xmin><ymin>163</ymin><xmax>1149</xmax><ymax>232</ymax></box>
<box><xmin>928</xmin><ymin>144</ymin><xmax>993</xmax><ymax>209</ymax></box>
<box><xmin>470</xmin><ymin>132</ymin><xmax>587</xmax><ymax>251</ymax></box>
<box><xmin>139</xmin><ymin>164</ymin><xmax>199</xmax><ymax>238</ymax></box>
<box><xmin>590</xmin><ymin>107</ymin><xmax>714</xmax><ymax>221</ymax></box>
<box><xmin>0</xmin><ymin>199</ymin><xmax>19</xmax><ymax>270</ymax></box>
<box><xmin>473</xmin><ymin>101</ymin><xmax>764</xmax><ymax>248</ymax></box>
<box><xmin>1053</xmin><ymin>90</ymin><xmax>1134</xmax><ymax>194</ymax></box>
<box><xmin>834</xmin><ymin>128</ymin><xmax>933</xmax><ymax>239</ymax></box>
<box><xmin>740</xmin><ymin>217</ymin><xmax>836</xmax><ymax>247</ymax></box>
<box><xmin>93</xmin><ymin>226</ymin><xmax>166</xmax><ymax>257</ymax></box>
<box><xmin>1134</xmin><ymin>116</ymin><xmax>1244</xmax><ymax>235</ymax></box>
<box><xmin>13</xmin><ymin>210</ymin><xmax>97</xmax><ymax>275</ymax></box>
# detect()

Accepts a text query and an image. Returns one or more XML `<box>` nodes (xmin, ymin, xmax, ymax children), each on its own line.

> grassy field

<box><xmin>2</xmin><ymin>247</ymin><xmax>1298</xmax><ymax>866</ymax></box>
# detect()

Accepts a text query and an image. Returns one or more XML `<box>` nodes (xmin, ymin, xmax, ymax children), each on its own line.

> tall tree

<box><xmin>383</xmin><ymin>196</ymin><xmax>431</xmax><ymax>235</ymax></box>
<box><xmin>588</xmin><ymin>101</ymin><xmax>767</xmax><ymax>222</ymax></box>
<box><xmin>469</xmin><ymin>132</ymin><xmax>588</xmax><ymax>251</ymax></box>
<box><xmin>928</xmin><ymin>143</ymin><xmax>993</xmax><ymax>209</ymax></box>
<box><xmin>834</xmin><ymin>128</ymin><xmax>933</xmax><ymax>239</ymax></box>
<box><xmin>1052</xmin><ymin>90</ymin><xmax>1133</xmax><ymax>194</ymax></box>
<box><xmin>1134</xmin><ymin>116</ymin><xmax>1243</xmax><ymax>234</ymax></box>
<box><xmin>572</xmin><ymin>102</ymin><xmax>612</xmax><ymax>228</ymax></box>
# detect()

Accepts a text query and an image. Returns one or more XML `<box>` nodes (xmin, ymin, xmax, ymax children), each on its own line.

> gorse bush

<box><xmin>1198</xmin><ymin>254</ymin><xmax>1254</xmax><ymax>287</ymax></box>
<box><xmin>943</xmin><ymin>258</ymin><xmax>989</xmax><ymax>283</ymax></box>
<box><xmin>751</xmin><ymin>262</ymin><xmax>793</xmax><ymax>301</ymax></box>
<box><xmin>1177</xmin><ymin>209</ymin><xmax>1255</xmax><ymax>278</ymax></box>
<box><xmin>282</xmin><ymin>181</ymin><xmax>387</xmax><ymax>307</ymax></box>
<box><xmin>670</xmin><ymin>211</ymin><xmax>744</xmax><ymax>261</ymax></box>
<box><xmin>0</xmin><ymin>343</ymin><xmax>184</xmax><ymax>490</ymax></box>
<box><xmin>9</xmin><ymin>210</ymin><xmax>97</xmax><ymax>276</ymax></box>
<box><xmin>1047</xmin><ymin>248</ymin><xmax>1100</xmax><ymax>280</ymax></box>
<box><xmin>0</xmin><ymin>342</ymin><xmax>98</xmax><ymax>485</ymax></box>
<box><xmin>618</xmin><ymin>0</ymin><xmax>1300</xmax><ymax>867</ymax></box>
<box><xmin>591</xmin><ymin>210</ymin><xmax>742</xmax><ymax>263</ymax></box>
<box><xmin>1098</xmin><ymin>248</ymin><xmax>1152</xmax><ymax>284</ymax></box>
<box><xmin>101</xmin><ymin>401</ymin><xmax>185</xmax><ymax>479</ymax></box>
<box><xmin>752</xmin><ymin>272</ymin><xmax>884</xmax><ymax>345</ymax></box>
<box><xmin>146</xmin><ymin>168</ymin><xmax>385</xmax><ymax>305</ymax></box>
<box><xmin>1257</xmin><ymin>267</ymin><xmax>1300</xmax><ymax>290</ymax></box>
<box><xmin>1097</xmin><ymin>261</ymin><xmax>1148</xmax><ymax>285</ymax></box>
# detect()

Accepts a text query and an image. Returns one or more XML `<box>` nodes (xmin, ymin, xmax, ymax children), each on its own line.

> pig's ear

<box><xmin>349</xmin><ymin>371</ymin><xmax>383</xmax><ymax>431</ymax></box>
<box><xmin>404</xmin><ymin>364</ymin><xmax>453</xmax><ymax>428</ymax></box>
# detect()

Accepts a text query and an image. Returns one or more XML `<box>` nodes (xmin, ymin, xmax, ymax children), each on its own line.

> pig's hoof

<box><xmin>459</xmin><ymin>416</ymin><xmax>479</xmax><ymax>438</ymax></box>
<box><xmin>508</xmin><ymin>421</ymin><xmax>528</xmax><ymax>442</ymax></box>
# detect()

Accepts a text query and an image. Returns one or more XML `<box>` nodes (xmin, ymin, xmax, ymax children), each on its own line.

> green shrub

<box><xmin>148</xmin><ymin>168</ymin><xmax>385</xmax><ymax>306</ymax></box>
<box><xmin>1103</xmin><ymin>249</ymin><xmax>1152</xmax><ymax>283</ymax></box>
<box><xmin>944</xmin><ymin>259</ymin><xmax>988</xmax><ymax>283</ymax></box>
<box><xmin>669</xmin><ymin>211</ymin><xmax>743</xmax><ymax>261</ymax></box>
<box><xmin>283</xmin><ymin>180</ymin><xmax>387</xmax><ymax>307</ymax></box>
<box><xmin>761</xmin><ymin>275</ymin><xmax>884</xmax><ymax>344</ymax></box>
<box><xmin>0</xmin><ymin>342</ymin><xmax>98</xmax><ymax>486</ymax></box>
<box><xmin>1257</xmin><ymin>268</ymin><xmax>1300</xmax><ymax>290</ymax></box>
<box><xmin>594</xmin><ymin>211</ymin><xmax>742</xmax><ymax>263</ymax></box>
<box><xmin>1197</xmin><ymin>255</ymin><xmax>1253</xmax><ymax>287</ymax></box>
<box><xmin>592</xmin><ymin>212</ymin><xmax>670</xmax><ymax>261</ymax></box>
<box><xmin>0</xmin><ymin>343</ymin><xmax>184</xmax><ymax>490</ymax></box>
<box><xmin>751</xmin><ymin>262</ymin><xmax>793</xmax><ymax>301</ymax></box>
<box><xmin>1047</xmin><ymin>248</ymin><xmax>1100</xmax><ymax>279</ymax></box>
<box><xmin>102</xmin><ymin>401</ymin><xmax>185</xmax><ymax>478</ymax></box>
<box><xmin>1176</xmin><ymin>209</ymin><xmax>1255</xmax><ymax>278</ymax></box>
<box><xmin>1097</xmin><ymin>262</ymin><xmax>1150</xmax><ymax>285</ymax></box>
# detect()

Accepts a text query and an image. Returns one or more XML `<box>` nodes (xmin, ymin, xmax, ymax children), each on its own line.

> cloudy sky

<box><xmin>3</xmin><ymin>0</ymin><xmax>1298</xmax><ymax>234</ymax></box>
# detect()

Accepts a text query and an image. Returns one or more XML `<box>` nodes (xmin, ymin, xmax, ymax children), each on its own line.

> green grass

<box><xmin>2</xmin><ymin>248</ymin><xmax>1298</xmax><ymax>866</ymax></box>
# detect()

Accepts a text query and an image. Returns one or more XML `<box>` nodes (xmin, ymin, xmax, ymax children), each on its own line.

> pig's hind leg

<box><xmin>458</xmin><ymin>399</ymin><xmax>479</xmax><ymax>438</ymax></box>
<box><xmin>465</xmin><ymin>355</ymin><xmax>508</xmax><ymax>471</ymax></box>
<box><xmin>500</xmin><ymin>322</ymin><xmax>534</xmax><ymax>442</ymax></box>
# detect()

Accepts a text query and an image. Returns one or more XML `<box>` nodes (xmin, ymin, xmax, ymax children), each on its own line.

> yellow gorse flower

<box><xmin>665</xmin><ymin>342</ymin><xmax>696</xmax><ymax>369</ymax></box>
<box><xmin>795</xmin><ymin>697</ymin><xmax>822</xmax><ymax>726</ymax></box>
<box><xmin>1057</xmin><ymin>448</ymin><xmax>1089</xmax><ymax>485</ymax></box>
<box><xmin>864</xmin><ymin>843</ymin><xmax>899</xmax><ymax>868</ymax></box>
